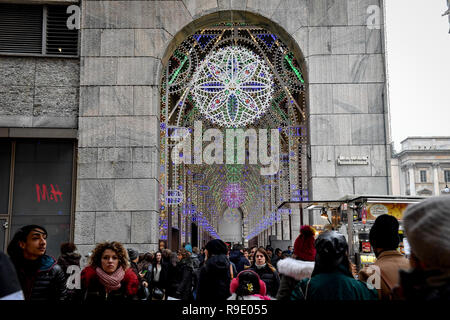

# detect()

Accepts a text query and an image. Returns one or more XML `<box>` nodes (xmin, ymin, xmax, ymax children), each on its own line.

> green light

<box><xmin>169</xmin><ymin>55</ymin><xmax>188</xmax><ymax>85</ymax></box>
<box><xmin>284</xmin><ymin>55</ymin><xmax>304</xmax><ymax>83</ymax></box>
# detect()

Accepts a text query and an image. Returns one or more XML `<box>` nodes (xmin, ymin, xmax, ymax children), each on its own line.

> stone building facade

<box><xmin>0</xmin><ymin>0</ymin><xmax>392</xmax><ymax>258</ymax></box>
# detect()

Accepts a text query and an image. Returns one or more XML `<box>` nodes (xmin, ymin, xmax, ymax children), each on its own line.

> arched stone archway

<box><xmin>159</xmin><ymin>9</ymin><xmax>309</xmax><ymax>249</ymax></box>
<box><xmin>75</xmin><ymin>1</ymin><xmax>390</xmax><ymax>256</ymax></box>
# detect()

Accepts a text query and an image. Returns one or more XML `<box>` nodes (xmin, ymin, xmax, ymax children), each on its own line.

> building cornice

<box><xmin>394</xmin><ymin>149</ymin><xmax>450</xmax><ymax>159</ymax></box>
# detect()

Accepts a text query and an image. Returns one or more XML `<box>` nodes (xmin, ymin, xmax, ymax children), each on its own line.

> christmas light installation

<box><xmin>191</xmin><ymin>46</ymin><xmax>274</xmax><ymax>127</ymax></box>
<box><xmin>222</xmin><ymin>182</ymin><xmax>246</xmax><ymax>208</ymax></box>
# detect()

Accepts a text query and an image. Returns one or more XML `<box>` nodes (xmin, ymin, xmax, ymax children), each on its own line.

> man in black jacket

<box><xmin>7</xmin><ymin>225</ymin><xmax>67</xmax><ymax>301</ymax></box>
<box><xmin>196</xmin><ymin>239</ymin><xmax>232</xmax><ymax>301</ymax></box>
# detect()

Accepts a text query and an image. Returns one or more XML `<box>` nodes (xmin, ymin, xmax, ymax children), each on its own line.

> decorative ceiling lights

<box><xmin>222</xmin><ymin>182</ymin><xmax>246</xmax><ymax>208</ymax></box>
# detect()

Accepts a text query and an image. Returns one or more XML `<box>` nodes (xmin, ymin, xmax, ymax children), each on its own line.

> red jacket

<box><xmin>81</xmin><ymin>265</ymin><xmax>139</xmax><ymax>301</ymax></box>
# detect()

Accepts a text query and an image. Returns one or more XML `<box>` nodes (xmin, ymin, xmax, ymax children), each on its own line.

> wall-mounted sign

<box><xmin>337</xmin><ymin>155</ymin><xmax>369</xmax><ymax>165</ymax></box>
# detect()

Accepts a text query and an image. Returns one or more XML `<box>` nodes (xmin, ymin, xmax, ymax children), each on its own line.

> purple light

<box><xmin>222</xmin><ymin>183</ymin><xmax>246</xmax><ymax>208</ymax></box>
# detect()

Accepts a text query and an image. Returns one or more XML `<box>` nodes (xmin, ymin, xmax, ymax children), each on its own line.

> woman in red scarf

<box><xmin>81</xmin><ymin>242</ymin><xmax>139</xmax><ymax>301</ymax></box>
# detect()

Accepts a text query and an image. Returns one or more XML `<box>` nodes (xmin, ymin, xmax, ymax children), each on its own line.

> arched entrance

<box><xmin>159</xmin><ymin>11</ymin><xmax>309</xmax><ymax>250</ymax></box>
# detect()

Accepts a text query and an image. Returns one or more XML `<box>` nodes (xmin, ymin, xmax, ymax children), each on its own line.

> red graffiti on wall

<box><xmin>36</xmin><ymin>184</ymin><xmax>63</xmax><ymax>203</ymax></box>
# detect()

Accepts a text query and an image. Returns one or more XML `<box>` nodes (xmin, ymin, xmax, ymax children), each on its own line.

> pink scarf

<box><xmin>95</xmin><ymin>267</ymin><xmax>125</xmax><ymax>292</ymax></box>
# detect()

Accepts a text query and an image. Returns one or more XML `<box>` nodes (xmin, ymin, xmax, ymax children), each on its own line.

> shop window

<box><xmin>420</xmin><ymin>170</ymin><xmax>427</xmax><ymax>183</ymax></box>
<box><xmin>0</xmin><ymin>3</ymin><xmax>78</xmax><ymax>56</ymax></box>
<box><xmin>11</xmin><ymin>141</ymin><xmax>74</xmax><ymax>257</ymax></box>
<box><xmin>6</xmin><ymin>140</ymin><xmax>75</xmax><ymax>257</ymax></box>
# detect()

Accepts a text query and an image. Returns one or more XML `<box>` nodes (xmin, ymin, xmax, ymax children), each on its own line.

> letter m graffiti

<box><xmin>36</xmin><ymin>184</ymin><xmax>49</xmax><ymax>203</ymax></box>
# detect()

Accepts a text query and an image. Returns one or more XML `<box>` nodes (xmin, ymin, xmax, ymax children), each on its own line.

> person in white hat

<box><xmin>396</xmin><ymin>196</ymin><xmax>450</xmax><ymax>300</ymax></box>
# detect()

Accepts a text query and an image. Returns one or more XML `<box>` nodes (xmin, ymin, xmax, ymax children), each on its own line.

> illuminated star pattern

<box><xmin>191</xmin><ymin>46</ymin><xmax>274</xmax><ymax>127</ymax></box>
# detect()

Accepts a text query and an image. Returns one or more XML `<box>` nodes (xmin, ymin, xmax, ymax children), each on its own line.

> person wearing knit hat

<box><xmin>196</xmin><ymin>239</ymin><xmax>232</xmax><ymax>301</ymax></box>
<box><xmin>291</xmin><ymin>231</ymin><xmax>378</xmax><ymax>300</ymax></box>
<box><xmin>359</xmin><ymin>214</ymin><xmax>410</xmax><ymax>300</ymax></box>
<box><xmin>275</xmin><ymin>225</ymin><xmax>316</xmax><ymax>300</ymax></box>
<box><xmin>294</xmin><ymin>225</ymin><xmax>317</xmax><ymax>261</ymax></box>
<box><xmin>396</xmin><ymin>196</ymin><xmax>450</xmax><ymax>300</ymax></box>
<box><xmin>204</xmin><ymin>239</ymin><xmax>228</xmax><ymax>256</ymax></box>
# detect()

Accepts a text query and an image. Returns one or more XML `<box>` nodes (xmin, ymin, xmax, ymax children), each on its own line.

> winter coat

<box><xmin>396</xmin><ymin>268</ymin><xmax>450</xmax><ymax>301</ymax></box>
<box><xmin>196</xmin><ymin>254</ymin><xmax>232</xmax><ymax>301</ymax></box>
<box><xmin>290</xmin><ymin>263</ymin><xmax>378</xmax><ymax>301</ymax></box>
<box><xmin>276</xmin><ymin>258</ymin><xmax>314</xmax><ymax>300</ymax></box>
<box><xmin>359</xmin><ymin>250</ymin><xmax>410</xmax><ymax>300</ymax></box>
<box><xmin>130</xmin><ymin>261</ymin><xmax>148</xmax><ymax>299</ymax></box>
<box><xmin>166</xmin><ymin>258</ymin><xmax>194</xmax><ymax>300</ymax></box>
<box><xmin>12</xmin><ymin>255</ymin><xmax>67</xmax><ymax>301</ymax></box>
<box><xmin>57</xmin><ymin>252</ymin><xmax>82</xmax><ymax>302</ymax></box>
<box><xmin>191</xmin><ymin>253</ymin><xmax>201</xmax><ymax>270</ymax></box>
<box><xmin>249</xmin><ymin>265</ymin><xmax>280</xmax><ymax>298</ymax></box>
<box><xmin>146</xmin><ymin>261</ymin><xmax>169</xmax><ymax>290</ymax></box>
<box><xmin>0</xmin><ymin>251</ymin><xmax>23</xmax><ymax>300</ymax></box>
<box><xmin>57</xmin><ymin>252</ymin><xmax>81</xmax><ymax>274</ymax></box>
<box><xmin>81</xmin><ymin>265</ymin><xmax>139</xmax><ymax>302</ymax></box>
<box><xmin>230</xmin><ymin>250</ymin><xmax>251</xmax><ymax>273</ymax></box>
<box><xmin>227</xmin><ymin>293</ymin><xmax>272</xmax><ymax>300</ymax></box>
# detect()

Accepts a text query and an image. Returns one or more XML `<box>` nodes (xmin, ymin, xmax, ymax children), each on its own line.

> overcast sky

<box><xmin>385</xmin><ymin>0</ymin><xmax>450</xmax><ymax>151</ymax></box>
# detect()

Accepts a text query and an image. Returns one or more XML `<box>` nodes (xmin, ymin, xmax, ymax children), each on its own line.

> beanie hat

<box><xmin>184</xmin><ymin>243</ymin><xmax>193</xmax><ymax>253</ymax></box>
<box><xmin>403</xmin><ymin>196</ymin><xmax>450</xmax><ymax>269</ymax></box>
<box><xmin>293</xmin><ymin>225</ymin><xmax>316</xmax><ymax>261</ymax></box>
<box><xmin>314</xmin><ymin>231</ymin><xmax>348</xmax><ymax>270</ymax></box>
<box><xmin>205</xmin><ymin>239</ymin><xmax>228</xmax><ymax>256</ymax></box>
<box><xmin>127</xmin><ymin>248</ymin><xmax>139</xmax><ymax>261</ymax></box>
<box><xmin>230</xmin><ymin>270</ymin><xmax>266</xmax><ymax>296</ymax></box>
<box><xmin>369</xmin><ymin>214</ymin><xmax>400</xmax><ymax>250</ymax></box>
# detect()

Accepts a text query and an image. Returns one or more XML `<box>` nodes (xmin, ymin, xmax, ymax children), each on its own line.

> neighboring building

<box><xmin>391</xmin><ymin>137</ymin><xmax>450</xmax><ymax>196</ymax></box>
<box><xmin>1</xmin><ymin>0</ymin><xmax>392</xmax><ymax>258</ymax></box>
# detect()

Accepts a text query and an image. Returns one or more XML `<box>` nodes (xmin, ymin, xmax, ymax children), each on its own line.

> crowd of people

<box><xmin>1</xmin><ymin>196</ymin><xmax>449</xmax><ymax>301</ymax></box>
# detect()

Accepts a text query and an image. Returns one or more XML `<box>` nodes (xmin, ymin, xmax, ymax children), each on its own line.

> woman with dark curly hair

<box><xmin>80</xmin><ymin>241</ymin><xmax>139</xmax><ymax>301</ymax></box>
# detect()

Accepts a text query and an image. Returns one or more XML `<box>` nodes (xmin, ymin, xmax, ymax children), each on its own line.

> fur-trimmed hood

<box><xmin>277</xmin><ymin>258</ymin><xmax>314</xmax><ymax>280</ymax></box>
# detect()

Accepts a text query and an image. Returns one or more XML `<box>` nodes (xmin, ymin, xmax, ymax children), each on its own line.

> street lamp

<box><xmin>443</xmin><ymin>184</ymin><xmax>450</xmax><ymax>194</ymax></box>
<box><xmin>321</xmin><ymin>208</ymin><xmax>332</xmax><ymax>224</ymax></box>
<box><xmin>443</xmin><ymin>173</ymin><xmax>450</xmax><ymax>194</ymax></box>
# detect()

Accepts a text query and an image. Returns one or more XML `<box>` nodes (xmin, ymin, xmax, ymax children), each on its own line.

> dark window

<box><xmin>10</xmin><ymin>140</ymin><xmax>74</xmax><ymax>257</ymax></box>
<box><xmin>0</xmin><ymin>4</ymin><xmax>43</xmax><ymax>54</ymax></box>
<box><xmin>46</xmin><ymin>5</ymin><xmax>79</xmax><ymax>56</ymax></box>
<box><xmin>0</xmin><ymin>3</ymin><xmax>78</xmax><ymax>56</ymax></box>
<box><xmin>420</xmin><ymin>170</ymin><xmax>427</xmax><ymax>183</ymax></box>
<box><xmin>445</xmin><ymin>170</ymin><xmax>450</xmax><ymax>183</ymax></box>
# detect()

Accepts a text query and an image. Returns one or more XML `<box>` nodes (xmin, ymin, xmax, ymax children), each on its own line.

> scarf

<box><xmin>255</xmin><ymin>263</ymin><xmax>266</xmax><ymax>270</ymax></box>
<box><xmin>95</xmin><ymin>267</ymin><xmax>125</xmax><ymax>292</ymax></box>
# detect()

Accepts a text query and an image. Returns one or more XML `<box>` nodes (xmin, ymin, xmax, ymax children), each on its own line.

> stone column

<box><xmin>432</xmin><ymin>162</ymin><xmax>440</xmax><ymax>195</ymax></box>
<box><xmin>407</xmin><ymin>163</ymin><xmax>416</xmax><ymax>195</ymax></box>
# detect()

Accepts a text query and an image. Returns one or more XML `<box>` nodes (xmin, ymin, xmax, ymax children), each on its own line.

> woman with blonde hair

<box><xmin>81</xmin><ymin>241</ymin><xmax>139</xmax><ymax>301</ymax></box>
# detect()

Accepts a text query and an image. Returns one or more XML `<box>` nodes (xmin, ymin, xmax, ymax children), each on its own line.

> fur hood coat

<box><xmin>276</xmin><ymin>258</ymin><xmax>314</xmax><ymax>300</ymax></box>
